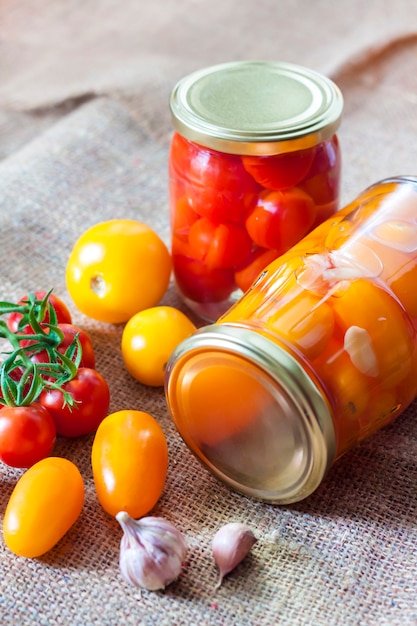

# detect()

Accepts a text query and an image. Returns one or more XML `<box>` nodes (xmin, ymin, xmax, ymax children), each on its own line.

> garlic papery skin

<box><xmin>116</xmin><ymin>511</ymin><xmax>187</xmax><ymax>591</ymax></box>
<box><xmin>212</xmin><ymin>522</ymin><xmax>257</xmax><ymax>589</ymax></box>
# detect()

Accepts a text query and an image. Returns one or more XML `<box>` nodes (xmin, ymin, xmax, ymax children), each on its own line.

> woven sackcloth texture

<box><xmin>1</xmin><ymin>1</ymin><xmax>417</xmax><ymax>625</ymax></box>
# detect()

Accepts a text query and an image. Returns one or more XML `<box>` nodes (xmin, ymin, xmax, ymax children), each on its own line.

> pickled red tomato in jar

<box><xmin>165</xmin><ymin>177</ymin><xmax>417</xmax><ymax>504</ymax></box>
<box><xmin>169</xmin><ymin>61</ymin><xmax>343</xmax><ymax>321</ymax></box>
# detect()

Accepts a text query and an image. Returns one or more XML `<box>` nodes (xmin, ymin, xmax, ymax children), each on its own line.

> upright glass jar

<box><xmin>165</xmin><ymin>176</ymin><xmax>417</xmax><ymax>504</ymax></box>
<box><xmin>169</xmin><ymin>61</ymin><xmax>344</xmax><ymax>321</ymax></box>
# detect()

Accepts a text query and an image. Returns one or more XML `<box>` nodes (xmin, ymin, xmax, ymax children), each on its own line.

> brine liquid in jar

<box><xmin>169</xmin><ymin>61</ymin><xmax>343</xmax><ymax>321</ymax></box>
<box><xmin>165</xmin><ymin>176</ymin><xmax>417</xmax><ymax>504</ymax></box>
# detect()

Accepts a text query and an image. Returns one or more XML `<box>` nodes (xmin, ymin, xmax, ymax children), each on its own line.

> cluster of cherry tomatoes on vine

<box><xmin>0</xmin><ymin>290</ymin><xmax>110</xmax><ymax>469</ymax></box>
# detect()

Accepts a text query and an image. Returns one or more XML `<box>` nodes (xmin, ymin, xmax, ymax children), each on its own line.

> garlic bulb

<box><xmin>212</xmin><ymin>522</ymin><xmax>257</xmax><ymax>588</ymax></box>
<box><xmin>116</xmin><ymin>511</ymin><xmax>187</xmax><ymax>591</ymax></box>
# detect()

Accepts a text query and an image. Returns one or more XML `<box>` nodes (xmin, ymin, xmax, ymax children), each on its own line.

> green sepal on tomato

<box><xmin>7</xmin><ymin>291</ymin><xmax>72</xmax><ymax>333</ymax></box>
<box><xmin>28</xmin><ymin>323</ymin><xmax>96</xmax><ymax>370</ymax></box>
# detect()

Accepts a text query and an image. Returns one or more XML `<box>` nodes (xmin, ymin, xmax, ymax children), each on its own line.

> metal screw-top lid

<box><xmin>165</xmin><ymin>324</ymin><xmax>336</xmax><ymax>504</ymax></box>
<box><xmin>170</xmin><ymin>60</ymin><xmax>343</xmax><ymax>155</ymax></box>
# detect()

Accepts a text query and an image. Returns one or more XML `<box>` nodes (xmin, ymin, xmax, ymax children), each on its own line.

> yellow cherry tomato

<box><xmin>318</xmin><ymin>340</ymin><xmax>369</xmax><ymax>455</ymax></box>
<box><xmin>388</xmin><ymin>257</ymin><xmax>417</xmax><ymax>317</ymax></box>
<box><xmin>362</xmin><ymin>388</ymin><xmax>399</xmax><ymax>437</ymax></box>
<box><xmin>331</xmin><ymin>279</ymin><xmax>413</xmax><ymax>387</ymax></box>
<box><xmin>121</xmin><ymin>306</ymin><xmax>196</xmax><ymax>386</ymax></box>
<box><xmin>91</xmin><ymin>410</ymin><xmax>168</xmax><ymax>518</ymax></box>
<box><xmin>3</xmin><ymin>457</ymin><xmax>84</xmax><ymax>558</ymax></box>
<box><xmin>65</xmin><ymin>219</ymin><xmax>172</xmax><ymax>324</ymax></box>
<box><xmin>345</xmin><ymin>229</ymin><xmax>417</xmax><ymax>317</ymax></box>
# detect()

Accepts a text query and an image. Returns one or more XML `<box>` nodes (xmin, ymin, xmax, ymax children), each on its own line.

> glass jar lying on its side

<box><xmin>169</xmin><ymin>61</ymin><xmax>343</xmax><ymax>321</ymax></box>
<box><xmin>165</xmin><ymin>176</ymin><xmax>417</xmax><ymax>504</ymax></box>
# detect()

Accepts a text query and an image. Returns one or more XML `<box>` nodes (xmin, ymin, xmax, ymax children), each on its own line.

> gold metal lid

<box><xmin>170</xmin><ymin>60</ymin><xmax>343</xmax><ymax>155</ymax></box>
<box><xmin>164</xmin><ymin>324</ymin><xmax>336</xmax><ymax>504</ymax></box>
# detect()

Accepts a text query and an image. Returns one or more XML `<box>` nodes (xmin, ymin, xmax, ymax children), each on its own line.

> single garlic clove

<box><xmin>212</xmin><ymin>521</ymin><xmax>257</xmax><ymax>589</ymax></box>
<box><xmin>344</xmin><ymin>325</ymin><xmax>379</xmax><ymax>377</ymax></box>
<box><xmin>116</xmin><ymin>511</ymin><xmax>187</xmax><ymax>591</ymax></box>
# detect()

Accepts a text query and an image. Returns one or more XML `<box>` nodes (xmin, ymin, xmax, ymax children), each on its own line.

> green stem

<box><xmin>0</xmin><ymin>291</ymin><xmax>82</xmax><ymax>408</ymax></box>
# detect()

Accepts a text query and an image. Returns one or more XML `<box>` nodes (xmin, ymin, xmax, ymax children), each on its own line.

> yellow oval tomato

<box><xmin>121</xmin><ymin>306</ymin><xmax>196</xmax><ymax>386</ymax></box>
<box><xmin>91</xmin><ymin>410</ymin><xmax>168</xmax><ymax>518</ymax></box>
<box><xmin>3</xmin><ymin>457</ymin><xmax>84</xmax><ymax>558</ymax></box>
<box><xmin>66</xmin><ymin>219</ymin><xmax>172</xmax><ymax>323</ymax></box>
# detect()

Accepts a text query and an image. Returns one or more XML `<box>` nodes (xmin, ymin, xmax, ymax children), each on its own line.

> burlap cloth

<box><xmin>1</xmin><ymin>1</ymin><xmax>417</xmax><ymax>624</ymax></box>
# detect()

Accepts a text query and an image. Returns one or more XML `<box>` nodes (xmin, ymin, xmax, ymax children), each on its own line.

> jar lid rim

<box><xmin>165</xmin><ymin>323</ymin><xmax>336</xmax><ymax>504</ymax></box>
<box><xmin>170</xmin><ymin>60</ymin><xmax>343</xmax><ymax>155</ymax></box>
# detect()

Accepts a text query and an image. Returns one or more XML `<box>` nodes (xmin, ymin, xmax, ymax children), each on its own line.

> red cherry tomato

<box><xmin>0</xmin><ymin>403</ymin><xmax>56</xmax><ymax>468</ymax></box>
<box><xmin>173</xmin><ymin>254</ymin><xmax>236</xmax><ymax>303</ymax></box>
<box><xmin>299</xmin><ymin>136</ymin><xmax>341</xmax><ymax>207</ymax></box>
<box><xmin>245</xmin><ymin>187</ymin><xmax>316</xmax><ymax>252</ymax></box>
<box><xmin>7</xmin><ymin>291</ymin><xmax>72</xmax><ymax>333</ymax></box>
<box><xmin>169</xmin><ymin>132</ymin><xmax>194</xmax><ymax>176</ymax></box>
<box><xmin>189</xmin><ymin>217</ymin><xmax>252</xmax><ymax>269</ymax></box>
<box><xmin>38</xmin><ymin>368</ymin><xmax>110</xmax><ymax>438</ymax></box>
<box><xmin>171</xmin><ymin>195</ymin><xmax>199</xmax><ymax>239</ymax></box>
<box><xmin>56</xmin><ymin>324</ymin><xmax>96</xmax><ymax>369</ymax></box>
<box><xmin>170</xmin><ymin>133</ymin><xmax>260</xmax><ymax>223</ymax></box>
<box><xmin>171</xmin><ymin>233</ymin><xmax>193</xmax><ymax>258</ymax></box>
<box><xmin>28</xmin><ymin>323</ymin><xmax>96</xmax><ymax>370</ymax></box>
<box><xmin>235</xmin><ymin>247</ymin><xmax>280</xmax><ymax>293</ymax></box>
<box><xmin>242</xmin><ymin>147</ymin><xmax>316</xmax><ymax>190</ymax></box>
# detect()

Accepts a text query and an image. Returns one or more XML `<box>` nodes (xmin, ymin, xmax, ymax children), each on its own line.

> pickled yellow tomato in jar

<box><xmin>165</xmin><ymin>177</ymin><xmax>417</xmax><ymax>504</ymax></box>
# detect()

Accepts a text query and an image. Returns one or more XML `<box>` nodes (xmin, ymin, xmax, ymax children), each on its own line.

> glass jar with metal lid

<box><xmin>169</xmin><ymin>60</ymin><xmax>344</xmax><ymax>321</ymax></box>
<box><xmin>165</xmin><ymin>176</ymin><xmax>417</xmax><ymax>504</ymax></box>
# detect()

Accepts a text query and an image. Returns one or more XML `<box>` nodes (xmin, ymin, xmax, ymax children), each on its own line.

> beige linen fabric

<box><xmin>1</xmin><ymin>1</ymin><xmax>417</xmax><ymax>624</ymax></box>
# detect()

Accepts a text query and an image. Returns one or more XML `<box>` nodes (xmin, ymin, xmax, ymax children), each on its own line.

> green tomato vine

<box><xmin>0</xmin><ymin>291</ymin><xmax>81</xmax><ymax>408</ymax></box>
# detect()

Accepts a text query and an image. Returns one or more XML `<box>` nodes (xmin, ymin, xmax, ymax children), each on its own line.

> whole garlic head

<box><xmin>116</xmin><ymin>511</ymin><xmax>187</xmax><ymax>591</ymax></box>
